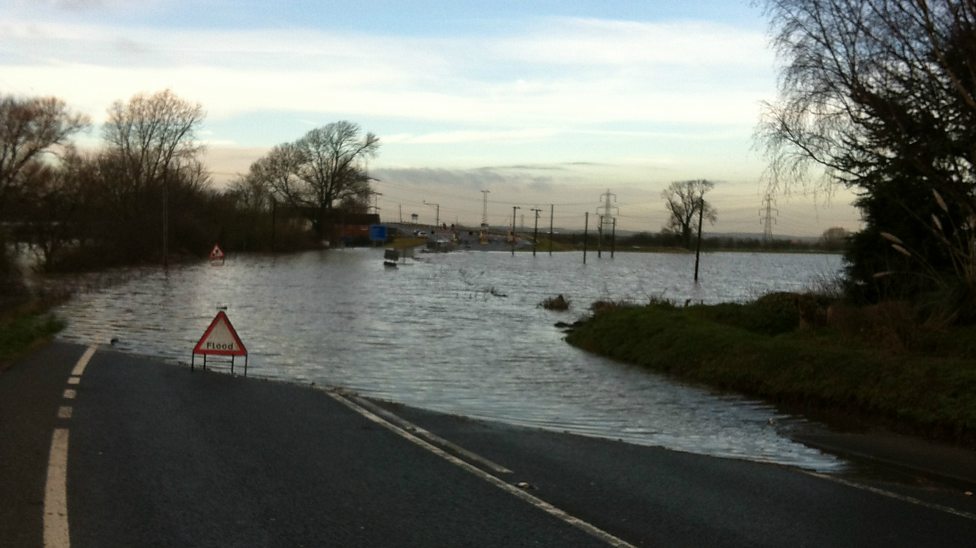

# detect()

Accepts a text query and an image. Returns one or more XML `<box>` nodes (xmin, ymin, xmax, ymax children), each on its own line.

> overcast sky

<box><xmin>1</xmin><ymin>0</ymin><xmax>860</xmax><ymax>236</ymax></box>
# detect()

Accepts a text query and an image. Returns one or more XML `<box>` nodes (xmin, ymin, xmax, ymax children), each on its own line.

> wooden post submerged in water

<box><xmin>549</xmin><ymin>204</ymin><xmax>554</xmax><ymax>256</ymax></box>
<box><xmin>583</xmin><ymin>212</ymin><xmax>589</xmax><ymax>264</ymax></box>
<box><xmin>694</xmin><ymin>196</ymin><xmax>704</xmax><ymax>283</ymax></box>
<box><xmin>611</xmin><ymin>216</ymin><xmax>616</xmax><ymax>259</ymax></box>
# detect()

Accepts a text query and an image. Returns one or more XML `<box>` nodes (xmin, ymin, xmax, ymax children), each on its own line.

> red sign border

<box><xmin>209</xmin><ymin>244</ymin><xmax>225</xmax><ymax>261</ymax></box>
<box><xmin>193</xmin><ymin>310</ymin><xmax>247</xmax><ymax>356</ymax></box>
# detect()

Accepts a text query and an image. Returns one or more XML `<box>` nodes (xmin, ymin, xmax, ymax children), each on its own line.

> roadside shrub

<box><xmin>0</xmin><ymin>241</ymin><xmax>29</xmax><ymax>314</ymax></box>
<box><xmin>590</xmin><ymin>299</ymin><xmax>635</xmax><ymax>316</ymax></box>
<box><xmin>695</xmin><ymin>292</ymin><xmax>803</xmax><ymax>336</ymax></box>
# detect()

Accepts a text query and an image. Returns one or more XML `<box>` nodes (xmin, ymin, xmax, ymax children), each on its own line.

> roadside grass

<box><xmin>565</xmin><ymin>301</ymin><xmax>976</xmax><ymax>446</ymax></box>
<box><xmin>390</xmin><ymin>237</ymin><xmax>427</xmax><ymax>249</ymax></box>
<box><xmin>0</xmin><ymin>303</ymin><xmax>65</xmax><ymax>372</ymax></box>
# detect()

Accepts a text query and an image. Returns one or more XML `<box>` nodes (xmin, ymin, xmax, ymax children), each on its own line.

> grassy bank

<box><xmin>565</xmin><ymin>298</ymin><xmax>976</xmax><ymax>447</ymax></box>
<box><xmin>0</xmin><ymin>304</ymin><xmax>65</xmax><ymax>372</ymax></box>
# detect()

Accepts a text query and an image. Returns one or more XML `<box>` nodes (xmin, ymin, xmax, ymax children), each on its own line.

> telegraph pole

<box><xmin>583</xmin><ymin>212</ymin><xmax>589</xmax><ymax>264</ymax></box>
<box><xmin>511</xmin><ymin>205</ymin><xmax>520</xmax><ymax>256</ymax></box>
<box><xmin>694</xmin><ymin>196</ymin><xmax>705</xmax><ymax>283</ymax></box>
<box><xmin>611</xmin><ymin>216</ymin><xmax>617</xmax><ymax>258</ymax></box>
<box><xmin>481</xmin><ymin>190</ymin><xmax>490</xmax><ymax>228</ymax></box>
<box><xmin>530</xmin><ymin>208</ymin><xmax>541</xmax><ymax>256</ymax></box>
<box><xmin>162</xmin><ymin>163</ymin><xmax>169</xmax><ymax>269</ymax></box>
<box><xmin>549</xmin><ymin>204</ymin><xmax>554</xmax><ymax>256</ymax></box>
<box><xmin>423</xmin><ymin>200</ymin><xmax>440</xmax><ymax>229</ymax></box>
<box><xmin>270</xmin><ymin>198</ymin><xmax>277</xmax><ymax>253</ymax></box>
<box><xmin>597</xmin><ymin>214</ymin><xmax>603</xmax><ymax>258</ymax></box>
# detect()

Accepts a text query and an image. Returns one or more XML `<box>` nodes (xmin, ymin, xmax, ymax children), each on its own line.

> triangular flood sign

<box><xmin>193</xmin><ymin>311</ymin><xmax>247</xmax><ymax>356</ymax></box>
<box><xmin>209</xmin><ymin>244</ymin><xmax>225</xmax><ymax>261</ymax></box>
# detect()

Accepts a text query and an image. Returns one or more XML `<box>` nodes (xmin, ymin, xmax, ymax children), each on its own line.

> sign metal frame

<box><xmin>191</xmin><ymin>310</ymin><xmax>248</xmax><ymax>376</ymax></box>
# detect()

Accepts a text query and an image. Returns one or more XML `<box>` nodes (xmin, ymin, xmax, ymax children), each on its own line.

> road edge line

<box><xmin>804</xmin><ymin>471</ymin><xmax>976</xmax><ymax>522</ymax></box>
<box><xmin>327</xmin><ymin>389</ymin><xmax>635</xmax><ymax>547</ymax></box>
<box><xmin>344</xmin><ymin>393</ymin><xmax>513</xmax><ymax>475</ymax></box>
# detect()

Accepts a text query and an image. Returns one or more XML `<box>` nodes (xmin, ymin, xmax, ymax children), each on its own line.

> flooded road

<box><xmin>55</xmin><ymin>249</ymin><xmax>847</xmax><ymax>471</ymax></box>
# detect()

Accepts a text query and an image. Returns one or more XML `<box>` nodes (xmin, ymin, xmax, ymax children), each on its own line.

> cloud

<box><xmin>0</xmin><ymin>15</ymin><xmax>775</xmax><ymax>128</ymax></box>
<box><xmin>492</xmin><ymin>17</ymin><xmax>772</xmax><ymax>69</ymax></box>
<box><xmin>375</xmin><ymin>166</ymin><xmax>552</xmax><ymax>190</ymax></box>
<box><xmin>383</xmin><ymin>128</ymin><xmax>560</xmax><ymax>145</ymax></box>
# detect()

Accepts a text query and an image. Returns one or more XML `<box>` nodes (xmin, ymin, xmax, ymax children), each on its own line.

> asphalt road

<box><xmin>3</xmin><ymin>341</ymin><xmax>976</xmax><ymax>547</ymax></box>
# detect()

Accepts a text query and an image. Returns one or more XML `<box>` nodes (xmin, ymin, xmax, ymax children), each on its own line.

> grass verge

<box><xmin>0</xmin><ymin>304</ymin><xmax>65</xmax><ymax>372</ymax></box>
<box><xmin>565</xmin><ymin>301</ymin><xmax>976</xmax><ymax>447</ymax></box>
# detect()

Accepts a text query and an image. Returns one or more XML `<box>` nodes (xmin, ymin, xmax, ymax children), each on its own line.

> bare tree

<box><xmin>757</xmin><ymin>0</ymin><xmax>976</xmax><ymax>309</ymax></box>
<box><xmin>662</xmin><ymin>179</ymin><xmax>717</xmax><ymax>248</ymax></box>
<box><xmin>249</xmin><ymin>143</ymin><xmax>305</xmax><ymax>206</ymax></box>
<box><xmin>100</xmin><ymin>90</ymin><xmax>208</xmax><ymax>263</ymax></box>
<box><xmin>250</xmin><ymin>120</ymin><xmax>379</xmax><ymax>239</ymax></box>
<box><xmin>0</xmin><ymin>95</ymin><xmax>88</xmax><ymax>215</ymax></box>
<box><xmin>103</xmin><ymin>89</ymin><xmax>205</xmax><ymax>189</ymax></box>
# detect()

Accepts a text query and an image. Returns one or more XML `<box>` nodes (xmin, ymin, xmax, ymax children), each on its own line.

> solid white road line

<box><xmin>327</xmin><ymin>390</ymin><xmax>635</xmax><ymax>548</ymax></box>
<box><xmin>805</xmin><ymin>471</ymin><xmax>976</xmax><ymax>522</ymax></box>
<box><xmin>345</xmin><ymin>393</ymin><xmax>513</xmax><ymax>475</ymax></box>
<box><xmin>43</xmin><ymin>428</ymin><xmax>70</xmax><ymax>548</ymax></box>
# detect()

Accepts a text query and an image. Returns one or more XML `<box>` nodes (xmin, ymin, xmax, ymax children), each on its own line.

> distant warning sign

<box><xmin>193</xmin><ymin>311</ymin><xmax>247</xmax><ymax>356</ymax></box>
<box><xmin>209</xmin><ymin>244</ymin><xmax>225</xmax><ymax>263</ymax></box>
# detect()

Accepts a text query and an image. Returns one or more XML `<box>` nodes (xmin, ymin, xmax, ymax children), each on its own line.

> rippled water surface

<box><xmin>56</xmin><ymin>249</ymin><xmax>847</xmax><ymax>471</ymax></box>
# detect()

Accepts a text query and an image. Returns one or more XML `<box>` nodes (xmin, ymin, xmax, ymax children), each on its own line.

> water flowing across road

<box><xmin>55</xmin><ymin>249</ymin><xmax>847</xmax><ymax>471</ymax></box>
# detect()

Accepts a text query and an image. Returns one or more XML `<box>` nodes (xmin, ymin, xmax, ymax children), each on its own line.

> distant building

<box><xmin>324</xmin><ymin>211</ymin><xmax>381</xmax><ymax>246</ymax></box>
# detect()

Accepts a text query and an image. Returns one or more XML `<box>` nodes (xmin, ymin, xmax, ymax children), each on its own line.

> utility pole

<box><xmin>481</xmin><ymin>190</ymin><xmax>490</xmax><ymax>228</ymax></box>
<box><xmin>162</xmin><ymin>163</ymin><xmax>169</xmax><ymax>269</ymax></box>
<box><xmin>583</xmin><ymin>212</ymin><xmax>589</xmax><ymax>264</ymax></box>
<box><xmin>597</xmin><ymin>214</ymin><xmax>603</xmax><ymax>258</ymax></box>
<box><xmin>694</xmin><ymin>195</ymin><xmax>705</xmax><ymax>283</ymax></box>
<box><xmin>270</xmin><ymin>198</ymin><xmax>277</xmax><ymax>253</ymax></box>
<box><xmin>511</xmin><ymin>206</ymin><xmax>520</xmax><ymax>256</ymax></box>
<box><xmin>530</xmin><ymin>208</ymin><xmax>541</xmax><ymax>256</ymax></box>
<box><xmin>549</xmin><ymin>204</ymin><xmax>554</xmax><ymax>256</ymax></box>
<box><xmin>423</xmin><ymin>200</ymin><xmax>440</xmax><ymax>229</ymax></box>
<box><xmin>611</xmin><ymin>216</ymin><xmax>617</xmax><ymax>258</ymax></box>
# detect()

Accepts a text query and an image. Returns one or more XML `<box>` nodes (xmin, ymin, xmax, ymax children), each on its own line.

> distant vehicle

<box><xmin>414</xmin><ymin>230</ymin><xmax>428</xmax><ymax>237</ymax></box>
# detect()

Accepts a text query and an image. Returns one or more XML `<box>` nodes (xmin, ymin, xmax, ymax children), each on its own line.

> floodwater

<box><xmin>55</xmin><ymin>249</ymin><xmax>848</xmax><ymax>472</ymax></box>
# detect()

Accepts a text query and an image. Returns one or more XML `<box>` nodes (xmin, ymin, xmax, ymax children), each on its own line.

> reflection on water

<box><xmin>56</xmin><ymin>249</ymin><xmax>847</xmax><ymax>471</ymax></box>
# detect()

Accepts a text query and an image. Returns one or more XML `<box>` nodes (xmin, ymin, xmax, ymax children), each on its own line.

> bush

<box><xmin>0</xmin><ymin>241</ymin><xmax>29</xmax><ymax>314</ymax></box>
<box><xmin>539</xmin><ymin>294</ymin><xmax>570</xmax><ymax>311</ymax></box>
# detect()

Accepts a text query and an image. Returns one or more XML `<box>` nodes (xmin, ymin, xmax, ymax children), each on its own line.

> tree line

<box><xmin>0</xmin><ymin>89</ymin><xmax>380</xmax><ymax>309</ymax></box>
